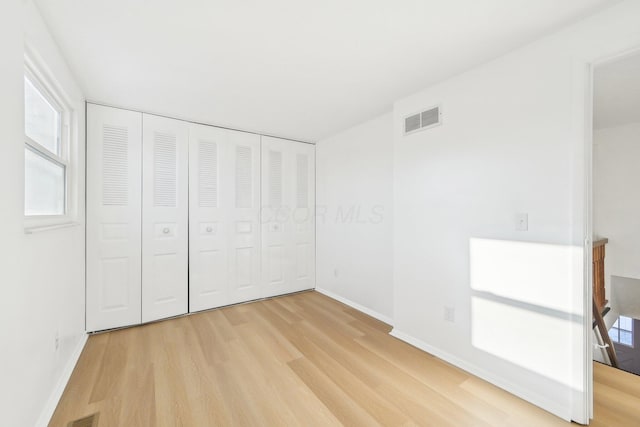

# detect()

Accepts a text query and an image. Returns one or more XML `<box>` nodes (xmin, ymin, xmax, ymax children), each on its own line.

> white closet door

<box><xmin>86</xmin><ymin>104</ymin><xmax>142</xmax><ymax>332</ymax></box>
<box><xmin>142</xmin><ymin>114</ymin><xmax>189</xmax><ymax>322</ymax></box>
<box><xmin>291</xmin><ymin>141</ymin><xmax>316</xmax><ymax>292</ymax></box>
<box><xmin>189</xmin><ymin>125</ymin><xmax>261</xmax><ymax>311</ymax></box>
<box><xmin>261</xmin><ymin>136</ymin><xmax>315</xmax><ymax>297</ymax></box>
<box><xmin>189</xmin><ymin>124</ymin><xmax>226</xmax><ymax>311</ymax></box>
<box><xmin>262</xmin><ymin>137</ymin><xmax>288</xmax><ymax>297</ymax></box>
<box><xmin>228</xmin><ymin>134</ymin><xmax>261</xmax><ymax>304</ymax></box>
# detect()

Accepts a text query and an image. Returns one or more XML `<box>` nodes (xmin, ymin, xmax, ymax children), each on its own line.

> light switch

<box><xmin>515</xmin><ymin>213</ymin><xmax>528</xmax><ymax>231</ymax></box>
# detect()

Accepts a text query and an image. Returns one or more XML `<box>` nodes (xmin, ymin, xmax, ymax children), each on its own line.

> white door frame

<box><xmin>583</xmin><ymin>58</ymin><xmax>594</xmax><ymax>425</ymax></box>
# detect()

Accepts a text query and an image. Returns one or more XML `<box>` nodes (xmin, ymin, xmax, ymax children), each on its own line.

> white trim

<box><xmin>315</xmin><ymin>287</ymin><xmax>394</xmax><ymax>325</ymax></box>
<box><xmin>86</xmin><ymin>100</ymin><xmax>315</xmax><ymax>145</ymax></box>
<box><xmin>24</xmin><ymin>45</ymin><xmax>75</xmax><ymax>110</ymax></box>
<box><xmin>583</xmin><ymin>59</ymin><xmax>595</xmax><ymax>423</ymax></box>
<box><xmin>23</xmin><ymin>47</ymin><xmax>80</xmax><ymax>229</ymax></box>
<box><xmin>35</xmin><ymin>333</ymin><xmax>88</xmax><ymax>427</ymax></box>
<box><xmin>24</xmin><ymin>221</ymin><xmax>82</xmax><ymax>234</ymax></box>
<box><xmin>388</xmin><ymin>328</ymin><xmax>571</xmax><ymax>422</ymax></box>
<box><xmin>590</xmin><ymin>45</ymin><xmax>640</xmax><ymax>70</ymax></box>
<box><xmin>25</xmin><ymin>135</ymin><xmax>67</xmax><ymax>167</ymax></box>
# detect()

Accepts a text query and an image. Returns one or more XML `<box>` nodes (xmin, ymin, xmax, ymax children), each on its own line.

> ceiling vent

<box><xmin>404</xmin><ymin>105</ymin><xmax>441</xmax><ymax>135</ymax></box>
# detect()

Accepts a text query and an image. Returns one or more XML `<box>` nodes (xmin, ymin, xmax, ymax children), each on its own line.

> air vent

<box><xmin>235</xmin><ymin>145</ymin><xmax>252</xmax><ymax>208</ymax></box>
<box><xmin>153</xmin><ymin>131</ymin><xmax>177</xmax><ymax>208</ymax></box>
<box><xmin>404</xmin><ymin>114</ymin><xmax>421</xmax><ymax>133</ymax></box>
<box><xmin>102</xmin><ymin>125</ymin><xmax>128</xmax><ymax>206</ymax></box>
<box><xmin>404</xmin><ymin>105</ymin><xmax>441</xmax><ymax>135</ymax></box>
<box><xmin>198</xmin><ymin>140</ymin><xmax>218</xmax><ymax>208</ymax></box>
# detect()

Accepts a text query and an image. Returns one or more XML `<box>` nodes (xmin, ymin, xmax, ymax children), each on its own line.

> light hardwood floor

<box><xmin>50</xmin><ymin>291</ymin><xmax>640</xmax><ymax>426</ymax></box>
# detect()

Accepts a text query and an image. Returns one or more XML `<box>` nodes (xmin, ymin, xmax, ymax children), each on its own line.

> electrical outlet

<box><xmin>55</xmin><ymin>331</ymin><xmax>59</xmax><ymax>351</ymax></box>
<box><xmin>334</xmin><ymin>268</ymin><xmax>339</xmax><ymax>278</ymax></box>
<box><xmin>515</xmin><ymin>213</ymin><xmax>528</xmax><ymax>231</ymax></box>
<box><xmin>444</xmin><ymin>306</ymin><xmax>455</xmax><ymax>323</ymax></box>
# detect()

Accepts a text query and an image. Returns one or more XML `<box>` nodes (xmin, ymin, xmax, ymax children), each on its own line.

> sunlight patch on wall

<box><xmin>470</xmin><ymin>238</ymin><xmax>582</xmax><ymax>390</ymax></box>
<box><xmin>470</xmin><ymin>238</ymin><xmax>574</xmax><ymax>313</ymax></box>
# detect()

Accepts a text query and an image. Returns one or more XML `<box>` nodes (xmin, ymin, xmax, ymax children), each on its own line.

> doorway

<box><xmin>591</xmin><ymin>50</ymin><xmax>640</xmax><ymax>378</ymax></box>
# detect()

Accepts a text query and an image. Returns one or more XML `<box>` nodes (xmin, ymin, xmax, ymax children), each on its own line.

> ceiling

<box><xmin>594</xmin><ymin>52</ymin><xmax>640</xmax><ymax>130</ymax></box>
<box><xmin>35</xmin><ymin>0</ymin><xmax>618</xmax><ymax>142</ymax></box>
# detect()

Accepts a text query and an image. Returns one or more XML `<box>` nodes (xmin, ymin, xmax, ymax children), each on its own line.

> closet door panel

<box><xmin>261</xmin><ymin>136</ymin><xmax>315</xmax><ymax>297</ymax></box>
<box><xmin>291</xmin><ymin>144</ymin><xmax>316</xmax><ymax>292</ymax></box>
<box><xmin>142</xmin><ymin>114</ymin><xmax>189</xmax><ymax>322</ymax></box>
<box><xmin>228</xmin><ymin>139</ymin><xmax>261</xmax><ymax>304</ymax></box>
<box><xmin>189</xmin><ymin>125</ymin><xmax>228</xmax><ymax>311</ymax></box>
<box><xmin>261</xmin><ymin>138</ymin><xmax>289</xmax><ymax>298</ymax></box>
<box><xmin>86</xmin><ymin>104</ymin><xmax>142</xmax><ymax>332</ymax></box>
<box><xmin>189</xmin><ymin>125</ymin><xmax>261</xmax><ymax>311</ymax></box>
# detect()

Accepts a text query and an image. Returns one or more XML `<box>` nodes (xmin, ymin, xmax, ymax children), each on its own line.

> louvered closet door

<box><xmin>142</xmin><ymin>114</ymin><xmax>189</xmax><ymax>322</ymax></box>
<box><xmin>86</xmin><ymin>104</ymin><xmax>142</xmax><ymax>332</ymax></box>
<box><xmin>228</xmin><ymin>135</ymin><xmax>261</xmax><ymax>304</ymax></box>
<box><xmin>189</xmin><ymin>125</ymin><xmax>261</xmax><ymax>311</ymax></box>
<box><xmin>261</xmin><ymin>136</ymin><xmax>315</xmax><ymax>298</ymax></box>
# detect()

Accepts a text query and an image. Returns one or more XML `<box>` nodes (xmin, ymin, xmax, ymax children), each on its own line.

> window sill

<box><xmin>24</xmin><ymin>220</ymin><xmax>82</xmax><ymax>234</ymax></box>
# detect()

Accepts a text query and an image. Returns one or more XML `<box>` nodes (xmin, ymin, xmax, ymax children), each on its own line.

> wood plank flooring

<box><xmin>592</xmin><ymin>362</ymin><xmax>640</xmax><ymax>426</ymax></box>
<box><xmin>50</xmin><ymin>291</ymin><xmax>640</xmax><ymax>426</ymax></box>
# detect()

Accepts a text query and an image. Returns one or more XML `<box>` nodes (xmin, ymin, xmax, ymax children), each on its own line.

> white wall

<box><xmin>316</xmin><ymin>113</ymin><xmax>394</xmax><ymax>323</ymax></box>
<box><xmin>0</xmin><ymin>2</ymin><xmax>86</xmax><ymax>426</ymax></box>
<box><xmin>391</xmin><ymin>1</ymin><xmax>640</xmax><ymax>423</ymax></box>
<box><xmin>594</xmin><ymin>122</ymin><xmax>640</xmax><ymax>293</ymax></box>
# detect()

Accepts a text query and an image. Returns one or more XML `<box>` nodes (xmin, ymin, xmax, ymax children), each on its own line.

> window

<box><xmin>609</xmin><ymin>315</ymin><xmax>634</xmax><ymax>347</ymax></box>
<box><xmin>24</xmin><ymin>68</ymin><xmax>70</xmax><ymax>220</ymax></box>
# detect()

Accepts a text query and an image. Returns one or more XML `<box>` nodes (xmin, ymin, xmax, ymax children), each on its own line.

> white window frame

<box><xmin>24</xmin><ymin>54</ymin><xmax>78</xmax><ymax>232</ymax></box>
<box><xmin>609</xmin><ymin>315</ymin><xmax>634</xmax><ymax>348</ymax></box>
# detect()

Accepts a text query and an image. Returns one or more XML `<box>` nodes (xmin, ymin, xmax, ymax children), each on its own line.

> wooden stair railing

<box><xmin>592</xmin><ymin>306</ymin><xmax>611</xmax><ymax>329</ymax></box>
<box><xmin>593</xmin><ymin>297</ymin><xmax>618</xmax><ymax>368</ymax></box>
<box><xmin>593</xmin><ymin>238</ymin><xmax>608</xmax><ymax>310</ymax></box>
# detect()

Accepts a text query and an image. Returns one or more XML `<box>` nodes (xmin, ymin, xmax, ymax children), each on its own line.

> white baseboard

<box><xmin>314</xmin><ymin>287</ymin><xmax>394</xmax><ymax>325</ymax></box>
<box><xmin>389</xmin><ymin>328</ymin><xmax>571</xmax><ymax>422</ymax></box>
<box><xmin>36</xmin><ymin>333</ymin><xmax>88</xmax><ymax>427</ymax></box>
